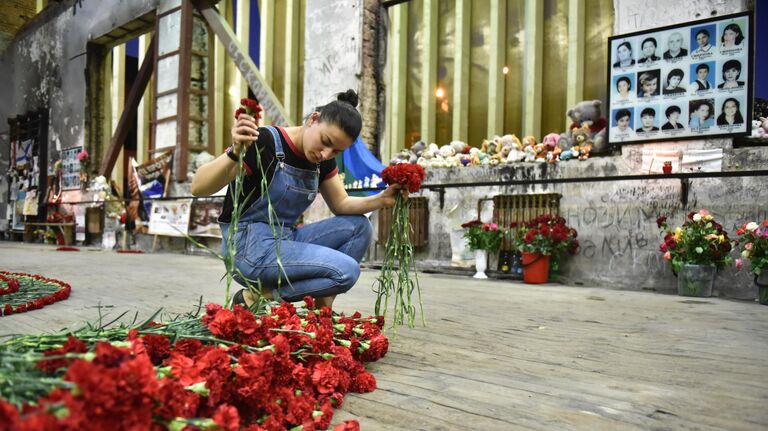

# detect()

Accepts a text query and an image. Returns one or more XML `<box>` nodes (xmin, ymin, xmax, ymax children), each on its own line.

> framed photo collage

<box><xmin>607</xmin><ymin>12</ymin><xmax>753</xmax><ymax>145</ymax></box>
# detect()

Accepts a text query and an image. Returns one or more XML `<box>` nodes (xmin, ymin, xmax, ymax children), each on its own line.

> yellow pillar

<box><xmin>36</xmin><ymin>0</ymin><xmax>47</xmax><ymax>13</ymax></box>
<box><xmin>386</xmin><ymin>4</ymin><xmax>408</xmax><ymax>162</ymax></box>
<box><xmin>488</xmin><ymin>0</ymin><xmax>506</xmax><ymax>138</ymax></box>
<box><xmin>452</xmin><ymin>0</ymin><xmax>470</xmax><ymax>142</ymax></box>
<box><xmin>137</xmin><ymin>34</ymin><xmax>151</xmax><ymax>164</ymax></box>
<box><xmin>566</xmin><ymin>0</ymin><xmax>585</xmax><ymax>130</ymax></box>
<box><xmin>284</xmin><ymin>0</ymin><xmax>300</xmax><ymax>124</ymax></box>
<box><xmin>236</xmin><ymin>0</ymin><xmax>250</xmax><ymax>98</ymax></box>
<box><xmin>259</xmin><ymin>0</ymin><xmax>275</xmax><ymax>124</ymax></box>
<box><xmin>420</xmin><ymin>0</ymin><xmax>438</xmax><ymax>145</ymax></box>
<box><xmin>523</xmin><ymin>0</ymin><xmax>543</xmax><ymax>139</ymax></box>
<box><xmin>214</xmin><ymin>0</ymin><xmax>228</xmax><ymax>154</ymax></box>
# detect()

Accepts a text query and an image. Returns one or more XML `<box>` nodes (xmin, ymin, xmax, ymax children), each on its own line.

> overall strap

<box><xmin>265</xmin><ymin>125</ymin><xmax>285</xmax><ymax>161</ymax></box>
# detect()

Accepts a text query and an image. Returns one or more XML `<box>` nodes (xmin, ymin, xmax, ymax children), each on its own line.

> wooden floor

<box><xmin>1</xmin><ymin>242</ymin><xmax>767</xmax><ymax>430</ymax></box>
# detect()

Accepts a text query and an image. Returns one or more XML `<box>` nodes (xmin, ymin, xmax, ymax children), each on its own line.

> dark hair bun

<box><xmin>337</xmin><ymin>89</ymin><xmax>359</xmax><ymax>108</ymax></box>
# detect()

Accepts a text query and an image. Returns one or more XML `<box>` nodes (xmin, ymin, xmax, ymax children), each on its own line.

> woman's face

<box><xmin>723</xmin><ymin>29</ymin><xmax>738</xmax><ymax>45</ymax></box>
<box><xmin>697</xmin><ymin>32</ymin><xmax>709</xmax><ymax>47</ymax></box>
<box><xmin>697</xmin><ymin>68</ymin><xmax>708</xmax><ymax>80</ymax></box>
<box><xmin>696</xmin><ymin>105</ymin><xmax>710</xmax><ymax>120</ymax></box>
<box><xmin>642</xmin><ymin>41</ymin><xmax>656</xmax><ymax>57</ymax></box>
<box><xmin>641</xmin><ymin>114</ymin><xmax>655</xmax><ymax>128</ymax></box>
<box><xmin>617</xmin><ymin>80</ymin><xmax>630</xmax><ymax>94</ymax></box>
<box><xmin>302</xmin><ymin>115</ymin><xmax>353</xmax><ymax>162</ymax></box>
<box><xmin>642</xmin><ymin>78</ymin><xmax>658</xmax><ymax>95</ymax></box>
<box><xmin>668</xmin><ymin>111</ymin><xmax>680</xmax><ymax>123</ymax></box>
<box><xmin>668</xmin><ymin>75</ymin><xmax>681</xmax><ymax>88</ymax></box>
<box><xmin>617</xmin><ymin>116</ymin><xmax>630</xmax><ymax>130</ymax></box>
<box><xmin>617</xmin><ymin>45</ymin><xmax>632</xmax><ymax>62</ymax></box>
<box><xmin>724</xmin><ymin>101</ymin><xmax>738</xmax><ymax>117</ymax></box>
<box><xmin>724</xmin><ymin>67</ymin><xmax>740</xmax><ymax>82</ymax></box>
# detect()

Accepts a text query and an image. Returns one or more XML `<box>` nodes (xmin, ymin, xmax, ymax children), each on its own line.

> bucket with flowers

<box><xmin>657</xmin><ymin>209</ymin><xmax>733</xmax><ymax>297</ymax></box>
<box><xmin>461</xmin><ymin>220</ymin><xmax>505</xmax><ymax>279</ymax></box>
<box><xmin>511</xmin><ymin>215</ymin><xmax>579</xmax><ymax>284</ymax></box>
<box><xmin>735</xmin><ymin>219</ymin><xmax>768</xmax><ymax>304</ymax></box>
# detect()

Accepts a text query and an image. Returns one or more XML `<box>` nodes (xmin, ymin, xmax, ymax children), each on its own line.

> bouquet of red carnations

<box><xmin>0</xmin><ymin>297</ymin><xmax>386</xmax><ymax>430</ymax></box>
<box><xmin>374</xmin><ymin>163</ymin><xmax>426</xmax><ymax>332</ymax></box>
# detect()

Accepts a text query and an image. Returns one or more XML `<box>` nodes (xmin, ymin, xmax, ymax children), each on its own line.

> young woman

<box><xmin>717</xmin><ymin>59</ymin><xmax>745</xmax><ymax>90</ymax></box>
<box><xmin>616</xmin><ymin>76</ymin><xmax>633</xmax><ymax>101</ymax></box>
<box><xmin>191</xmin><ymin>90</ymin><xmax>404</xmax><ymax>309</ymax></box>
<box><xmin>663</xmin><ymin>69</ymin><xmax>687</xmax><ymax>95</ymax></box>
<box><xmin>689</xmin><ymin>100</ymin><xmax>715</xmax><ymax>131</ymax></box>
<box><xmin>661</xmin><ymin>105</ymin><xmax>685</xmax><ymax>130</ymax></box>
<box><xmin>637</xmin><ymin>72</ymin><xmax>659</xmax><ymax>98</ymax></box>
<box><xmin>612</xmin><ymin>41</ymin><xmax>635</xmax><ymax>68</ymax></box>
<box><xmin>716</xmin><ymin>98</ymin><xmax>744</xmax><ymax>126</ymax></box>
<box><xmin>719</xmin><ymin>23</ymin><xmax>744</xmax><ymax>51</ymax></box>
<box><xmin>692</xmin><ymin>29</ymin><xmax>713</xmax><ymax>55</ymax></box>
<box><xmin>610</xmin><ymin>109</ymin><xmax>635</xmax><ymax>140</ymax></box>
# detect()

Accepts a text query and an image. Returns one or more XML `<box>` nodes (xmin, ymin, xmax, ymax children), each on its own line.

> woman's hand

<box><xmin>380</xmin><ymin>184</ymin><xmax>409</xmax><ymax>208</ymax></box>
<box><xmin>231</xmin><ymin>114</ymin><xmax>259</xmax><ymax>153</ymax></box>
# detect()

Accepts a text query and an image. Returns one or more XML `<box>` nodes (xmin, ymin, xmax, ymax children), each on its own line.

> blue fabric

<box><xmin>343</xmin><ymin>136</ymin><xmax>385</xmax><ymax>195</ymax></box>
<box><xmin>220</xmin><ymin>126</ymin><xmax>372</xmax><ymax>302</ymax></box>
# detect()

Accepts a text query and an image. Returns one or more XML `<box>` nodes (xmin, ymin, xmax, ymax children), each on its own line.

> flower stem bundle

<box><xmin>374</xmin><ymin>164</ymin><xmax>426</xmax><ymax>332</ymax></box>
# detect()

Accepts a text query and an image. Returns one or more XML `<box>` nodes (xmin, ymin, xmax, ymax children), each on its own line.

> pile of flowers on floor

<box><xmin>0</xmin><ymin>271</ymin><xmax>72</xmax><ymax>316</ymax></box>
<box><xmin>0</xmin><ymin>296</ymin><xmax>387</xmax><ymax>430</ymax></box>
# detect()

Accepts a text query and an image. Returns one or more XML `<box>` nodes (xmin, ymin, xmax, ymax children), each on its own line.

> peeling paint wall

<box><xmin>0</xmin><ymin>0</ymin><xmax>159</xmax><ymax>156</ymax></box>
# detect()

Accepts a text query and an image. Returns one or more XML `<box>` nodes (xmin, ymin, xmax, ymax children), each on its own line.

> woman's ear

<box><xmin>307</xmin><ymin>111</ymin><xmax>320</xmax><ymax>126</ymax></box>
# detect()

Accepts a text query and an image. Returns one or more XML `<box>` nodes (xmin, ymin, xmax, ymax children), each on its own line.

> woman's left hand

<box><xmin>380</xmin><ymin>184</ymin><xmax>409</xmax><ymax>208</ymax></box>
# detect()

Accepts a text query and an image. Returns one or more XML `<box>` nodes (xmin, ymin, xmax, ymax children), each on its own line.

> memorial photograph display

<box><xmin>607</xmin><ymin>12</ymin><xmax>752</xmax><ymax>144</ymax></box>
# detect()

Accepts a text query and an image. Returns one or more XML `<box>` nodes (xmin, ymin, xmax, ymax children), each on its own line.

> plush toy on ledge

<box><xmin>558</xmin><ymin>100</ymin><xmax>608</xmax><ymax>153</ymax></box>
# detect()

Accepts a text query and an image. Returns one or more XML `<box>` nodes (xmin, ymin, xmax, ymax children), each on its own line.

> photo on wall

<box><xmin>607</xmin><ymin>11</ymin><xmax>753</xmax><ymax>145</ymax></box>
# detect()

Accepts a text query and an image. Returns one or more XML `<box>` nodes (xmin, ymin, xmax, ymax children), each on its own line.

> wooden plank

<box><xmin>452</xmin><ymin>0</ymin><xmax>470</xmax><ymax>142</ymax></box>
<box><xmin>566</xmin><ymin>0</ymin><xmax>585</xmax><ymax>130</ymax></box>
<box><xmin>523</xmin><ymin>0</ymin><xmax>543</xmax><ymax>139</ymax></box>
<box><xmin>192</xmin><ymin>0</ymin><xmax>292</xmax><ymax>126</ymax></box>
<box><xmin>420</xmin><ymin>0</ymin><xmax>438</xmax><ymax>144</ymax></box>
<box><xmin>175</xmin><ymin>0</ymin><xmax>194</xmax><ymax>182</ymax></box>
<box><xmin>487</xmin><ymin>0</ymin><xmax>506</xmax><ymax>138</ymax></box>
<box><xmin>98</xmin><ymin>34</ymin><xmax>157</xmax><ymax>177</ymax></box>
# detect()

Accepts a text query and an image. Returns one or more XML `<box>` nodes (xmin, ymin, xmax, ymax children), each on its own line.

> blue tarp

<box><xmin>339</xmin><ymin>136</ymin><xmax>385</xmax><ymax>195</ymax></box>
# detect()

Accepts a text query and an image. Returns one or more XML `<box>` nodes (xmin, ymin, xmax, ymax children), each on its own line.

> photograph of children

<box><xmin>662</xmin><ymin>68</ymin><xmax>687</xmax><ymax>96</ymax></box>
<box><xmin>688</xmin><ymin>99</ymin><xmax>715</xmax><ymax>132</ymax></box>
<box><xmin>637</xmin><ymin>35</ymin><xmax>661</xmax><ymax>65</ymax></box>
<box><xmin>715</xmin><ymin>96</ymin><xmax>745</xmax><ymax>129</ymax></box>
<box><xmin>717</xmin><ymin>58</ymin><xmax>746</xmax><ymax>90</ymax></box>
<box><xmin>637</xmin><ymin>70</ymin><xmax>661</xmax><ymax>98</ymax></box>
<box><xmin>610</xmin><ymin>108</ymin><xmax>636</xmax><ymax>142</ymax></box>
<box><xmin>661</xmin><ymin>104</ymin><xmax>688</xmax><ymax>132</ymax></box>
<box><xmin>690</xmin><ymin>24</ymin><xmax>716</xmax><ymax>58</ymax></box>
<box><xmin>663</xmin><ymin>31</ymin><xmax>688</xmax><ymax>60</ymax></box>
<box><xmin>718</xmin><ymin>20</ymin><xmax>746</xmax><ymax>54</ymax></box>
<box><xmin>612</xmin><ymin>74</ymin><xmax>635</xmax><ymax>103</ymax></box>
<box><xmin>612</xmin><ymin>39</ymin><xmax>636</xmax><ymax>69</ymax></box>
<box><xmin>689</xmin><ymin>61</ymin><xmax>715</xmax><ymax>93</ymax></box>
<box><xmin>635</xmin><ymin>105</ymin><xmax>661</xmax><ymax>135</ymax></box>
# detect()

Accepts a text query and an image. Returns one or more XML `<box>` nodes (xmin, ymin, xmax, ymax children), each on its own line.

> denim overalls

<box><xmin>220</xmin><ymin>126</ymin><xmax>372</xmax><ymax>301</ymax></box>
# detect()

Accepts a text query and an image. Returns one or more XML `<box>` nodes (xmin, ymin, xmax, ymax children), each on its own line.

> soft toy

<box><xmin>541</xmin><ymin>133</ymin><xmax>560</xmax><ymax>152</ymax></box>
<box><xmin>439</xmin><ymin>145</ymin><xmax>456</xmax><ymax>158</ymax></box>
<box><xmin>411</xmin><ymin>140</ymin><xmax>426</xmax><ymax>157</ymax></box>
<box><xmin>559</xmin><ymin>146</ymin><xmax>579</xmax><ymax>161</ymax></box>
<box><xmin>533</xmin><ymin>143</ymin><xmax>548</xmax><ymax>162</ymax></box>
<box><xmin>523</xmin><ymin>144</ymin><xmax>537</xmax><ymax>162</ymax></box>
<box><xmin>558</xmin><ymin>100</ymin><xmax>607</xmax><ymax>153</ymax></box>
<box><xmin>547</xmin><ymin>146</ymin><xmax>562</xmax><ymax>164</ymax></box>
<box><xmin>450</xmin><ymin>140</ymin><xmax>467</xmax><ymax>155</ymax></box>
<box><xmin>572</xmin><ymin>125</ymin><xmax>593</xmax><ymax>161</ymax></box>
<box><xmin>751</xmin><ymin>120</ymin><xmax>765</xmax><ymax>138</ymax></box>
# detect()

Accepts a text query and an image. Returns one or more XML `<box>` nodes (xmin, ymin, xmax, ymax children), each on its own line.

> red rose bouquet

<box><xmin>511</xmin><ymin>215</ymin><xmax>579</xmax><ymax>256</ymax></box>
<box><xmin>375</xmin><ymin>163</ymin><xmax>426</xmax><ymax>331</ymax></box>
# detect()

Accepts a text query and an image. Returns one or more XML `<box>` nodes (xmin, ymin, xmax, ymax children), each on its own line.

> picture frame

<box><xmin>606</xmin><ymin>11</ymin><xmax>753</xmax><ymax>146</ymax></box>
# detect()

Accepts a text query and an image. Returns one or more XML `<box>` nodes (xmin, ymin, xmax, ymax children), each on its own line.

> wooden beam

<box><xmin>259</xmin><ymin>0</ymin><xmax>275</xmax><ymax>124</ymax></box>
<box><xmin>111</xmin><ymin>44</ymin><xmax>126</xmax><ymax>185</ymax></box>
<box><xmin>99</xmin><ymin>35</ymin><xmax>157</xmax><ymax>177</ymax></box>
<box><xmin>488</xmin><ymin>0</ymin><xmax>506</xmax><ymax>138</ymax></box>
<box><xmin>566</xmin><ymin>0</ymin><xmax>585</xmax><ymax>130</ymax></box>
<box><xmin>284</xmin><ymin>0</ymin><xmax>300</xmax><ymax>124</ymax></box>
<box><xmin>523</xmin><ymin>0</ymin><xmax>543</xmax><ymax>139</ymax></box>
<box><xmin>213</xmin><ymin>1</ymin><xmax>227</xmax><ymax>156</ymax></box>
<box><xmin>420</xmin><ymin>0</ymin><xmax>437</xmax><ymax>144</ymax></box>
<box><xmin>137</xmin><ymin>34</ymin><xmax>152</xmax><ymax>164</ymax></box>
<box><xmin>452</xmin><ymin>0</ymin><xmax>469</xmax><ymax>142</ymax></box>
<box><xmin>235</xmin><ymin>0</ymin><xmax>250</xmax><ymax>98</ymax></box>
<box><xmin>388</xmin><ymin>3</ymin><xmax>408</xmax><ymax>160</ymax></box>
<box><xmin>176</xmin><ymin>0</ymin><xmax>194</xmax><ymax>181</ymax></box>
<box><xmin>192</xmin><ymin>0</ymin><xmax>291</xmax><ymax>126</ymax></box>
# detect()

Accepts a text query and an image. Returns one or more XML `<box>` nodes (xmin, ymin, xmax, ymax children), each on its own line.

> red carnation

<box><xmin>381</xmin><ymin>163</ymin><xmax>426</xmax><ymax>193</ymax></box>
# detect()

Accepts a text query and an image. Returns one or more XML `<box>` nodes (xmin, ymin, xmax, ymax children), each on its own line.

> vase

<box><xmin>473</xmin><ymin>249</ymin><xmax>488</xmax><ymax>279</ymax></box>
<box><xmin>677</xmin><ymin>263</ymin><xmax>715</xmax><ymax>297</ymax></box>
<box><xmin>522</xmin><ymin>252</ymin><xmax>550</xmax><ymax>284</ymax></box>
<box><xmin>755</xmin><ymin>271</ymin><xmax>768</xmax><ymax>305</ymax></box>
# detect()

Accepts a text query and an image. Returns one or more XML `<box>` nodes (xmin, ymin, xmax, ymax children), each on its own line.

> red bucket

<box><xmin>522</xmin><ymin>252</ymin><xmax>550</xmax><ymax>284</ymax></box>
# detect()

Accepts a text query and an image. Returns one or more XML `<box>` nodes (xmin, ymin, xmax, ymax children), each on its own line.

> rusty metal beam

<box><xmin>99</xmin><ymin>33</ymin><xmax>156</xmax><ymax>177</ymax></box>
<box><xmin>191</xmin><ymin>0</ymin><xmax>291</xmax><ymax>126</ymax></box>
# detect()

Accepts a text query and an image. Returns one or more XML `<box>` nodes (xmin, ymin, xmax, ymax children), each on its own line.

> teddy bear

<box><xmin>557</xmin><ymin>100</ymin><xmax>607</xmax><ymax>153</ymax></box>
<box><xmin>533</xmin><ymin>143</ymin><xmax>548</xmax><ymax>162</ymax></box>
<box><xmin>751</xmin><ymin>119</ymin><xmax>765</xmax><ymax>138</ymax></box>
<box><xmin>571</xmin><ymin>125</ymin><xmax>593</xmax><ymax>161</ymax></box>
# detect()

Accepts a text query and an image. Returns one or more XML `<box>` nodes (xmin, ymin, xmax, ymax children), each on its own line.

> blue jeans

<box><xmin>226</xmin><ymin>215</ymin><xmax>372</xmax><ymax>302</ymax></box>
